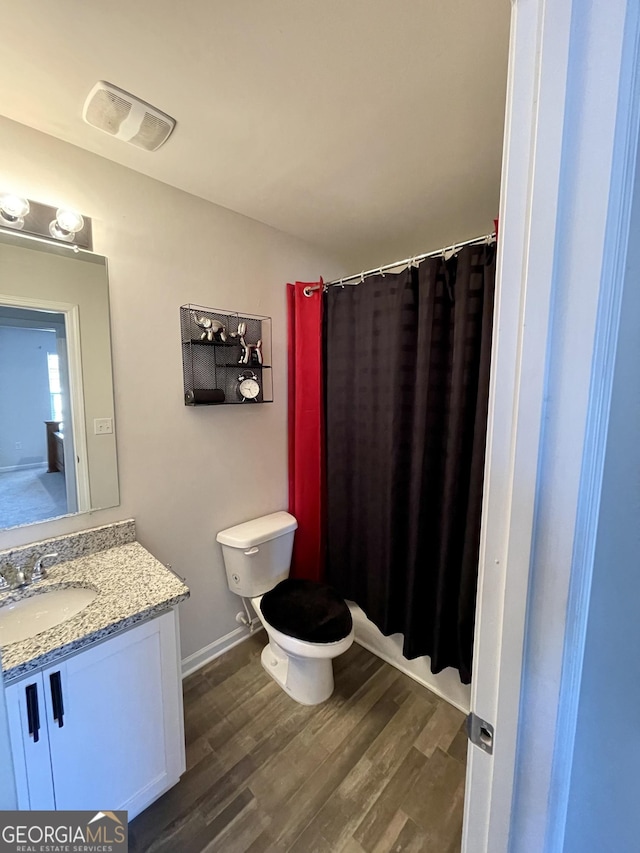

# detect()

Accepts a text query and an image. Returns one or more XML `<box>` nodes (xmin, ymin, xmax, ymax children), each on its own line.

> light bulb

<box><xmin>0</xmin><ymin>194</ymin><xmax>30</xmax><ymax>228</ymax></box>
<box><xmin>55</xmin><ymin>209</ymin><xmax>84</xmax><ymax>234</ymax></box>
<box><xmin>0</xmin><ymin>194</ymin><xmax>30</xmax><ymax>218</ymax></box>
<box><xmin>49</xmin><ymin>208</ymin><xmax>84</xmax><ymax>241</ymax></box>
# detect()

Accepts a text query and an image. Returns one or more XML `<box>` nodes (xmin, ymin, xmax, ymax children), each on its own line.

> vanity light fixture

<box><xmin>0</xmin><ymin>193</ymin><xmax>92</xmax><ymax>250</ymax></box>
<box><xmin>0</xmin><ymin>194</ymin><xmax>30</xmax><ymax>229</ymax></box>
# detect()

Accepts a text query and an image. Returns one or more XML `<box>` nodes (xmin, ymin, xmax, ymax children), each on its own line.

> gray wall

<box><xmin>562</xmin><ymin>136</ymin><xmax>640</xmax><ymax>853</ymax></box>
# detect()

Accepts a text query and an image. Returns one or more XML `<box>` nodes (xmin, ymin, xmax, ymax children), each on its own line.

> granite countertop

<box><xmin>0</xmin><ymin>541</ymin><xmax>190</xmax><ymax>683</ymax></box>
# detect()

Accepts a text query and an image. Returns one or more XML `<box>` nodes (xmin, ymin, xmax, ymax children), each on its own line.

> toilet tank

<box><xmin>216</xmin><ymin>511</ymin><xmax>298</xmax><ymax>598</ymax></box>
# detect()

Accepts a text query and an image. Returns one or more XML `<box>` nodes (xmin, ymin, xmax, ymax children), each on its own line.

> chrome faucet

<box><xmin>31</xmin><ymin>552</ymin><xmax>59</xmax><ymax>583</ymax></box>
<box><xmin>0</xmin><ymin>563</ymin><xmax>24</xmax><ymax>590</ymax></box>
<box><xmin>14</xmin><ymin>569</ymin><xmax>28</xmax><ymax>589</ymax></box>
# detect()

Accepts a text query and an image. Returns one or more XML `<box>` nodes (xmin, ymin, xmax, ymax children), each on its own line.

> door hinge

<box><xmin>466</xmin><ymin>712</ymin><xmax>494</xmax><ymax>755</ymax></box>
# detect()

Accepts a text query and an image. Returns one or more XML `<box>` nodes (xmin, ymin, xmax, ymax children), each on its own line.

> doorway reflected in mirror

<box><xmin>0</xmin><ymin>305</ymin><xmax>76</xmax><ymax>527</ymax></box>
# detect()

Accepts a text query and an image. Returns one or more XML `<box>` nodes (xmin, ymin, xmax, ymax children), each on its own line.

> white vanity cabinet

<box><xmin>5</xmin><ymin>609</ymin><xmax>185</xmax><ymax>820</ymax></box>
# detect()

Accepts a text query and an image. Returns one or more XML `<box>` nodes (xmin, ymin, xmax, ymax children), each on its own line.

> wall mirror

<box><xmin>0</xmin><ymin>231</ymin><xmax>119</xmax><ymax>529</ymax></box>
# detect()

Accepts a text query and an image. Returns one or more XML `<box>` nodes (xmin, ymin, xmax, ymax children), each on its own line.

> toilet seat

<box><xmin>259</xmin><ymin>578</ymin><xmax>353</xmax><ymax>643</ymax></box>
<box><xmin>252</xmin><ymin>595</ymin><xmax>354</xmax><ymax>659</ymax></box>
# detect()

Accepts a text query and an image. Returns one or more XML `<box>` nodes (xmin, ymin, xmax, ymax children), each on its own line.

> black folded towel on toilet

<box><xmin>260</xmin><ymin>578</ymin><xmax>353</xmax><ymax>644</ymax></box>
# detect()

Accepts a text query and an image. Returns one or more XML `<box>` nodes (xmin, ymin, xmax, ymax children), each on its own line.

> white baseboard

<box><xmin>350</xmin><ymin>603</ymin><xmax>471</xmax><ymax>714</ymax></box>
<box><xmin>181</xmin><ymin>619</ymin><xmax>263</xmax><ymax>679</ymax></box>
<box><xmin>0</xmin><ymin>462</ymin><xmax>47</xmax><ymax>473</ymax></box>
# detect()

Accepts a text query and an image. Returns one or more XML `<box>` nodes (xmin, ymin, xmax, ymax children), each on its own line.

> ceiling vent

<box><xmin>82</xmin><ymin>81</ymin><xmax>176</xmax><ymax>152</ymax></box>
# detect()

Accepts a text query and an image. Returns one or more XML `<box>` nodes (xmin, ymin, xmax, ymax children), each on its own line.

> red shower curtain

<box><xmin>287</xmin><ymin>280</ymin><xmax>325</xmax><ymax>581</ymax></box>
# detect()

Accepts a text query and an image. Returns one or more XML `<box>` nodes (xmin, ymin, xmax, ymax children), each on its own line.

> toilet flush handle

<box><xmin>244</xmin><ymin>547</ymin><xmax>259</xmax><ymax>556</ymax></box>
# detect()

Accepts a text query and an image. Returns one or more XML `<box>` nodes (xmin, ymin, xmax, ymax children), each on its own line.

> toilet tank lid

<box><xmin>216</xmin><ymin>511</ymin><xmax>298</xmax><ymax>548</ymax></box>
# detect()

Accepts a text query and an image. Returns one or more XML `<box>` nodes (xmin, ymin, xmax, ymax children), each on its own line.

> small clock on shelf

<box><xmin>237</xmin><ymin>370</ymin><xmax>261</xmax><ymax>402</ymax></box>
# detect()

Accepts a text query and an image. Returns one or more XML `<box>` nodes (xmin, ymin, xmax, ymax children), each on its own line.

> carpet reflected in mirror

<box><xmin>0</xmin><ymin>466</ymin><xmax>67</xmax><ymax>528</ymax></box>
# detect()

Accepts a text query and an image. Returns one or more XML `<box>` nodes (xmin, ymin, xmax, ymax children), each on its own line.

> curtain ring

<box><xmin>360</xmin><ymin>271</ymin><xmax>365</xmax><ymax>283</ymax></box>
<box><xmin>303</xmin><ymin>286</ymin><xmax>314</xmax><ymax>297</ymax></box>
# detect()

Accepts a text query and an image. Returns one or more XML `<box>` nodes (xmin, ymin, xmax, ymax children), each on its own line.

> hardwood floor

<box><xmin>129</xmin><ymin>633</ymin><xmax>467</xmax><ymax>853</ymax></box>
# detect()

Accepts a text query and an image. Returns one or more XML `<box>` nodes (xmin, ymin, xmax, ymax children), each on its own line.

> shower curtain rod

<box><xmin>303</xmin><ymin>231</ymin><xmax>496</xmax><ymax>296</ymax></box>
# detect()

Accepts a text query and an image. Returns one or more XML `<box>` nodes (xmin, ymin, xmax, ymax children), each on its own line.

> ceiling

<box><xmin>0</xmin><ymin>1</ymin><xmax>510</xmax><ymax>267</ymax></box>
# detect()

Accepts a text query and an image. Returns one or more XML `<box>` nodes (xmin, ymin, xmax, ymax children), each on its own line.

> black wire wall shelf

<box><xmin>180</xmin><ymin>304</ymin><xmax>273</xmax><ymax>406</ymax></box>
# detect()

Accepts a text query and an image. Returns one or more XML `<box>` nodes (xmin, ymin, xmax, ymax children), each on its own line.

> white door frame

<box><xmin>463</xmin><ymin>1</ymin><xmax>640</xmax><ymax>851</ymax></box>
<box><xmin>0</xmin><ymin>294</ymin><xmax>91</xmax><ymax>513</ymax></box>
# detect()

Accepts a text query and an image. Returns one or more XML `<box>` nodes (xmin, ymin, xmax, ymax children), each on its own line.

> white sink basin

<box><xmin>0</xmin><ymin>587</ymin><xmax>98</xmax><ymax>646</ymax></box>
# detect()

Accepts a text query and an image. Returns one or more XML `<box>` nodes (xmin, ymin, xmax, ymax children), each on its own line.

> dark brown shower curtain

<box><xmin>324</xmin><ymin>244</ymin><xmax>495</xmax><ymax>683</ymax></box>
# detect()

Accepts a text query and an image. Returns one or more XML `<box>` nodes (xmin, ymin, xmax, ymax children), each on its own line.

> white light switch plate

<box><xmin>94</xmin><ymin>418</ymin><xmax>113</xmax><ymax>435</ymax></box>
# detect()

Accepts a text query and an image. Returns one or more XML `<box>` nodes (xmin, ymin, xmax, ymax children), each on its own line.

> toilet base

<box><xmin>260</xmin><ymin>639</ymin><xmax>335</xmax><ymax>705</ymax></box>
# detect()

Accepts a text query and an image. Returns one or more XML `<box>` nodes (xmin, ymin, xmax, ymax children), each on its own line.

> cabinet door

<box><xmin>5</xmin><ymin>674</ymin><xmax>55</xmax><ymax>809</ymax></box>
<box><xmin>43</xmin><ymin>611</ymin><xmax>184</xmax><ymax>819</ymax></box>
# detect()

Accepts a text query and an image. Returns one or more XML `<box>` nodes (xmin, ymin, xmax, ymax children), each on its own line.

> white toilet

<box><xmin>217</xmin><ymin>511</ymin><xmax>354</xmax><ymax>705</ymax></box>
